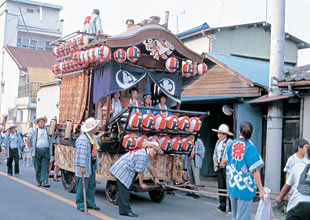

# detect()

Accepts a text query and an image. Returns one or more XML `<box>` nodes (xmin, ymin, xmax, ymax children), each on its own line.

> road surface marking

<box><xmin>0</xmin><ymin>170</ymin><xmax>113</xmax><ymax>220</ymax></box>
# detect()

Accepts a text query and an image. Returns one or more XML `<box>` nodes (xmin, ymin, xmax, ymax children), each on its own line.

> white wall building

<box><xmin>36</xmin><ymin>81</ymin><xmax>60</xmax><ymax>123</ymax></box>
<box><xmin>178</xmin><ymin>22</ymin><xmax>310</xmax><ymax>66</ymax></box>
<box><xmin>0</xmin><ymin>0</ymin><xmax>62</xmax><ymax>132</ymax></box>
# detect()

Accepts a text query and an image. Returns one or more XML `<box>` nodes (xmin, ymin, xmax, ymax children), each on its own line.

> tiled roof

<box><xmin>279</xmin><ymin>64</ymin><xmax>310</xmax><ymax>82</ymax></box>
<box><xmin>4</xmin><ymin>46</ymin><xmax>55</xmax><ymax>69</ymax></box>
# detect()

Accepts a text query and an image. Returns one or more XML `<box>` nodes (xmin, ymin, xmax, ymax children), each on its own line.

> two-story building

<box><xmin>178</xmin><ymin>21</ymin><xmax>310</xmax><ymax>66</ymax></box>
<box><xmin>0</xmin><ymin>0</ymin><xmax>63</xmax><ymax>132</ymax></box>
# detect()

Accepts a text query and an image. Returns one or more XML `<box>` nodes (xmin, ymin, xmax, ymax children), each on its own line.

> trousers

<box><xmin>76</xmin><ymin>164</ymin><xmax>97</xmax><ymax>209</ymax></box>
<box><xmin>187</xmin><ymin>158</ymin><xmax>200</xmax><ymax>186</ymax></box>
<box><xmin>286</xmin><ymin>202</ymin><xmax>310</xmax><ymax>220</ymax></box>
<box><xmin>231</xmin><ymin>197</ymin><xmax>252</xmax><ymax>220</ymax></box>
<box><xmin>7</xmin><ymin>148</ymin><xmax>19</xmax><ymax>175</ymax></box>
<box><xmin>217</xmin><ymin>167</ymin><xmax>231</xmax><ymax>211</ymax></box>
<box><xmin>35</xmin><ymin>148</ymin><xmax>50</xmax><ymax>184</ymax></box>
<box><xmin>116</xmin><ymin>179</ymin><xmax>132</xmax><ymax>215</ymax></box>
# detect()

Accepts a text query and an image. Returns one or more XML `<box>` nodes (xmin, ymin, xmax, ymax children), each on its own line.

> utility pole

<box><xmin>264</xmin><ymin>0</ymin><xmax>285</xmax><ymax>192</ymax></box>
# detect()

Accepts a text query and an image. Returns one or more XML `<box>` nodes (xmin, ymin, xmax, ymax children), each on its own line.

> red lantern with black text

<box><xmin>126</xmin><ymin>46</ymin><xmax>141</xmax><ymax>62</ymax></box>
<box><xmin>114</xmin><ymin>48</ymin><xmax>126</xmax><ymax>64</ymax></box>
<box><xmin>165</xmin><ymin>56</ymin><xmax>179</xmax><ymax>73</ymax></box>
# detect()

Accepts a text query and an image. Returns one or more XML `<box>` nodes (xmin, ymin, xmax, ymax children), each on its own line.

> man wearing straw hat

<box><xmin>75</xmin><ymin>117</ymin><xmax>101</xmax><ymax>212</ymax></box>
<box><xmin>110</xmin><ymin>141</ymin><xmax>162</xmax><ymax>217</ymax></box>
<box><xmin>2</xmin><ymin>124</ymin><xmax>24</xmax><ymax>176</ymax></box>
<box><xmin>26</xmin><ymin>116</ymin><xmax>53</xmax><ymax>187</ymax></box>
<box><xmin>212</xmin><ymin>124</ymin><xmax>233</xmax><ymax>214</ymax></box>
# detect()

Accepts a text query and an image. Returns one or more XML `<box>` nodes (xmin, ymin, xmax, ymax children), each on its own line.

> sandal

<box><xmin>53</xmin><ymin>178</ymin><xmax>60</xmax><ymax>182</ymax></box>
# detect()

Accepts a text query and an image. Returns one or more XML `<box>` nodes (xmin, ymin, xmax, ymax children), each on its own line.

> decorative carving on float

<box><xmin>143</xmin><ymin>39</ymin><xmax>174</xmax><ymax>60</ymax></box>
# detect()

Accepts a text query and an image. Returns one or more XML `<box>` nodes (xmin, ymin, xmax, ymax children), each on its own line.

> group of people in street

<box><xmin>0</xmin><ymin>116</ymin><xmax>60</xmax><ymax>186</ymax></box>
<box><xmin>1</xmin><ymin>112</ymin><xmax>310</xmax><ymax>219</ymax></box>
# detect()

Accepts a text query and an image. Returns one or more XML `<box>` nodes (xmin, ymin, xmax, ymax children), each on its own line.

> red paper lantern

<box><xmin>129</xmin><ymin>112</ymin><xmax>142</xmax><ymax>129</ymax></box>
<box><xmin>114</xmin><ymin>48</ymin><xmax>127</xmax><ymax>64</ymax></box>
<box><xmin>122</xmin><ymin>134</ymin><xmax>137</xmax><ymax>151</ymax></box>
<box><xmin>197</xmin><ymin>63</ymin><xmax>208</xmax><ymax>75</ymax></box>
<box><xmin>142</xmin><ymin>113</ymin><xmax>155</xmax><ymax>130</ymax></box>
<box><xmin>167</xmin><ymin>115</ymin><xmax>178</xmax><ymax>131</ymax></box>
<box><xmin>159</xmin><ymin>136</ymin><xmax>171</xmax><ymax>152</ymax></box>
<box><xmin>148</xmin><ymin>136</ymin><xmax>160</xmax><ymax>145</ymax></box>
<box><xmin>188</xmin><ymin>117</ymin><xmax>202</xmax><ymax>132</ymax></box>
<box><xmin>154</xmin><ymin>114</ymin><xmax>167</xmax><ymax>131</ymax></box>
<box><xmin>182</xmin><ymin>62</ymin><xmax>194</xmax><ymax>78</ymax></box>
<box><xmin>182</xmin><ymin>137</ymin><xmax>194</xmax><ymax>151</ymax></box>
<box><xmin>99</xmin><ymin>45</ymin><xmax>111</xmax><ymax>61</ymax></box>
<box><xmin>126</xmin><ymin>46</ymin><xmax>141</xmax><ymax>63</ymax></box>
<box><xmin>77</xmin><ymin>35</ymin><xmax>90</xmax><ymax>49</ymax></box>
<box><xmin>178</xmin><ymin>116</ymin><xmax>191</xmax><ymax>131</ymax></box>
<box><xmin>165</xmin><ymin>56</ymin><xmax>179</xmax><ymax>73</ymax></box>
<box><xmin>137</xmin><ymin>135</ymin><xmax>148</xmax><ymax>149</ymax></box>
<box><xmin>59</xmin><ymin>43</ymin><xmax>65</xmax><ymax>57</ymax></box>
<box><xmin>171</xmin><ymin>137</ymin><xmax>182</xmax><ymax>151</ymax></box>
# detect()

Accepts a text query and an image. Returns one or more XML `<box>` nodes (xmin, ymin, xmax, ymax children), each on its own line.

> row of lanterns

<box><xmin>129</xmin><ymin>112</ymin><xmax>201</xmax><ymax>133</ymax></box>
<box><xmin>52</xmin><ymin>35</ymin><xmax>91</xmax><ymax>58</ymax></box>
<box><xmin>51</xmin><ymin>37</ymin><xmax>208</xmax><ymax>77</ymax></box>
<box><xmin>122</xmin><ymin>134</ymin><xmax>195</xmax><ymax>152</ymax></box>
<box><xmin>166</xmin><ymin>56</ymin><xmax>208</xmax><ymax>77</ymax></box>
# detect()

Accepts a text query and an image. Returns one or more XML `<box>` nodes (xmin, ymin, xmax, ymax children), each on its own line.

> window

<box><xmin>30</xmin><ymin>39</ymin><xmax>37</xmax><ymax>49</ymax></box>
<box><xmin>17</xmin><ymin>37</ymin><xmax>51</xmax><ymax>50</ymax></box>
<box><xmin>21</xmin><ymin>38</ymin><xmax>30</xmax><ymax>48</ymax></box>
<box><xmin>37</xmin><ymin>40</ymin><xmax>45</xmax><ymax>50</ymax></box>
<box><xmin>27</xmin><ymin>8</ymin><xmax>34</xmax><ymax>13</ymax></box>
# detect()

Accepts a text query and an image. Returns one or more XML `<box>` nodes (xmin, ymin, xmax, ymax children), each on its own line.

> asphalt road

<box><xmin>0</xmin><ymin>163</ymin><xmax>233</xmax><ymax>220</ymax></box>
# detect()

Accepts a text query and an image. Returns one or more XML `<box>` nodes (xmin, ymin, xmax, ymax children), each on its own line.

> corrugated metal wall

<box><xmin>210</xmin><ymin>26</ymin><xmax>298</xmax><ymax>64</ymax></box>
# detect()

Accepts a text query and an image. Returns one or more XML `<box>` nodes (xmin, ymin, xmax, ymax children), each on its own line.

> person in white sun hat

<box><xmin>212</xmin><ymin>124</ymin><xmax>234</xmax><ymax>214</ymax></box>
<box><xmin>75</xmin><ymin>117</ymin><xmax>102</xmax><ymax>212</ymax></box>
<box><xmin>110</xmin><ymin>141</ymin><xmax>163</xmax><ymax>217</ymax></box>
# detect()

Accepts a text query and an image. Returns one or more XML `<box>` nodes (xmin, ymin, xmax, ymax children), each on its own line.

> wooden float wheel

<box><xmin>106</xmin><ymin>180</ymin><xmax>119</xmax><ymax>205</ymax></box>
<box><xmin>148</xmin><ymin>187</ymin><xmax>166</xmax><ymax>203</ymax></box>
<box><xmin>61</xmin><ymin>169</ymin><xmax>77</xmax><ymax>193</ymax></box>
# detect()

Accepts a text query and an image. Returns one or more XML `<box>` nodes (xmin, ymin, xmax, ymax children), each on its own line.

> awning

<box><xmin>93</xmin><ymin>61</ymin><xmax>182</xmax><ymax>103</ymax></box>
<box><xmin>247</xmin><ymin>94</ymin><xmax>294</xmax><ymax>104</ymax></box>
<box><xmin>181</xmin><ymin>96</ymin><xmax>239</xmax><ymax>102</ymax></box>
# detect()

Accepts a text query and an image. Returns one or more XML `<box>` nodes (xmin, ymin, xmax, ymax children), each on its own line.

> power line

<box><xmin>218</xmin><ymin>0</ymin><xmax>226</xmax><ymax>26</ymax></box>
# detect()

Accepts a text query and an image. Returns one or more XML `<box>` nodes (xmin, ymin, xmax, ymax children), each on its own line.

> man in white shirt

<box><xmin>212</xmin><ymin>124</ymin><xmax>233</xmax><ymax>213</ymax></box>
<box><xmin>276</xmin><ymin>160</ymin><xmax>310</xmax><ymax>220</ymax></box>
<box><xmin>284</xmin><ymin>139</ymin><xmax>309</xmax><ymax>179</ymax></box>
<box><xmin>27</xmin><ymin>117</ymin><xmax>53</xmax><ymax>187</ymax></box>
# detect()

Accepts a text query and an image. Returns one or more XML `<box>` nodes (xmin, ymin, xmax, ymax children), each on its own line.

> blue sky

<box><xmin>45</xmin><ymin>0</ymin><xmax>310</xmax><ymax>65</ymax></box>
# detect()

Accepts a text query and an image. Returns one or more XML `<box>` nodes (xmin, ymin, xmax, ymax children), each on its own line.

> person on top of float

<box><xmin>83</xmin><ymin>9</ymin><xmax>103</xmax><ymax>40</ymax></box>
<box><xmin>154</xmin><ymin>93</ymin><xmax>171</xmax><ymax>117</ymax></box>
<box><xmin>141</xmin><ymin>82</ymin><xmax>153</xmax><ymax>115</ymax></box>
<box><xmin>102</xmin><ymin>92</ymin><xmax>123</xmax><ymax>122</ymax></box>
<box><xmin>124</xmin><ymin>87</ymin><xmax>141</xmax><ymax>114</ymax></box>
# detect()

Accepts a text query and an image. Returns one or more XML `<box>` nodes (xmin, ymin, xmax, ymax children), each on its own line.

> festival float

<box><xmin>50</xmin><ymin>16</ymin><xmax>209</xmax><ymax>204</ymax></box>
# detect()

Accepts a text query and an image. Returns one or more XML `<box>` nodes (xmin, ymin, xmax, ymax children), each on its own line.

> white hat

<box><xmin>142</xmin><ymin>141</ymin><xmax>163</xmax><ymax>154</ymax></box>
<box><xmin>7</xmin><ymin>124</ymin><xmax>17</xmax><ymax>130</ymax></box>
<box><xmin>35</xmin><ymin>116</ymin><xmax>48</xmax><ymax>124</ymax></box>
<box><xmin>212</xmin><ymin>124</ymin><xmax>234</xmax><ymax>136</ymax></box>
<box><xmin>81</xmin><ymin>117</ymin><xmax>100</xmax><ymax>133</ymax></box>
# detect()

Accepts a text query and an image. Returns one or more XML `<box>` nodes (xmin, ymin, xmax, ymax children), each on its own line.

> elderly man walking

<box><xmin>186</xmin><ymin>137</ymin><xmax>205</xmax><ymax>198</ymax></box>
<box><xmin>110</xmin><ymin>141</ymin><xmax>162</xmax><ymax>217</ymax></box>
<box><xmin>212</xmin><ymin>124</ymin><xmax>233</xmax><ymax>214</ymax></box>
<box><xmin>3</xmin><ymin>125</ymin><xmax>24</xmax><ymax>176</ymax></box>
<box><xmin>27</xmin><ymin>117</ymin><xmax>53</xmax><ymax>187</ymax></box>
<box><xmin>75</xmin><ymin>117</ymin><xmax>101</xmax><ymax>212</ymax></box>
